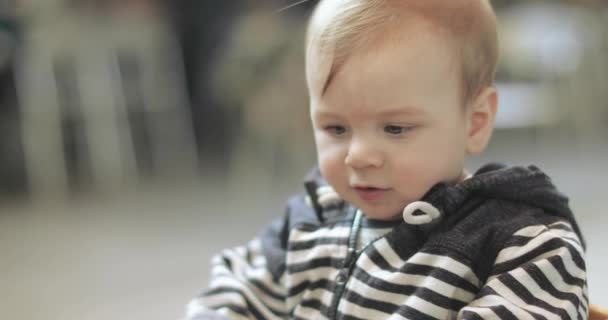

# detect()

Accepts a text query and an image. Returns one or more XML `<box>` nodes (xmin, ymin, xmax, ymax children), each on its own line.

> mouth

<box><xmin>353</xmin><ymin>186</ymin><xmax>390</xmax><ymax>202</ymax></box>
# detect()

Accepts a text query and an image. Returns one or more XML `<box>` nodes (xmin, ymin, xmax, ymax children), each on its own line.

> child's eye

<box><xmin>324</xmin><ymin>125</ymin><xmax>347</xmax><ymax>136</ymax></box>
<box><xmin>384</xmin><ymin>125</ymin><xmax>411</xmax><ymax>135</ymax></box>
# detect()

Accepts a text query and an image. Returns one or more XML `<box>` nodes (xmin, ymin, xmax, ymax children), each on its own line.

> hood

<box><xmin>421</xmin><ymin>163</ymin><xmax>584</xmax><ymax>247</ymax></box>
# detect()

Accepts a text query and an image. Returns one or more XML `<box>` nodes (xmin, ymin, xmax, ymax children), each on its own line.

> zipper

<box><xmin>328</xmin><ymin>209</ymin><xmax>399</xmax><ymax>319</ymax></box>
<box><xmin>327</xmin><ymin>209</ymin><xmax>363</xmax><ymax>320</ymax></box>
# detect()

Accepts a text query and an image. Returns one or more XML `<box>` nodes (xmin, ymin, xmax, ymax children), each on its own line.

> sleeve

<box><xmin>458</xmin><ymin>220</ymin><xmax>588</xmax><ymax>320</ymax></box>
<box><xmin>185</xmin><ymin>216</ymin><xmax>290</xmax><ymax>320</ymax></box>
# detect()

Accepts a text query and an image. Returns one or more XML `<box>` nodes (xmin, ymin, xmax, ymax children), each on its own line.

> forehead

<box><xmin>312</xmin><ymin>26</ymin><xmax>462</xmax><ymax>115</ymax></box>
<box><xmin>306</xmin><ymin>0</ymin><xmax>499</xmax><ymax>106</ymax></box>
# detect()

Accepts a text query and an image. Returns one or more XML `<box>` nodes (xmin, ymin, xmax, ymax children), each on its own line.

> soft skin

<box><xmin>310</xmin><ymin>22</ymin><xmax>498</xmax><ymax>220</ymax></box>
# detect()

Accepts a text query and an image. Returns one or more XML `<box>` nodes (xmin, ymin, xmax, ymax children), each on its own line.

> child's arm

<box><xmin>458</xmin><ymin>221</ymin><xmax>587</xmax><ymax>319</ymax></box>
<box><xmin>185</xmin><ymin>216</ymin><xmax>290</xmax><ymax>320</ymax></box>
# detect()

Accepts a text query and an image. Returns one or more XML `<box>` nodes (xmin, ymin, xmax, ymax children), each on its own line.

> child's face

<box><xmin>310</xmin><ymin>29</ymin><xmax>472</xmax><ymax>221</ymax></box>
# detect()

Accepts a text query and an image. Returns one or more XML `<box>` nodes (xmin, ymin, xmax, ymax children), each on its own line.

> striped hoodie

<box><xmin>186</xmin><ymin>164</ymin><xmax>588</xmax><ymax>319</ymax></box>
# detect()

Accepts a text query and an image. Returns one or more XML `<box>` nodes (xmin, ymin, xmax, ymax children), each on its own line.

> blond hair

<box><xmin>305</xmin><ymin>0</ymin><xmax>499</xmax><ymax>105</ymax></box>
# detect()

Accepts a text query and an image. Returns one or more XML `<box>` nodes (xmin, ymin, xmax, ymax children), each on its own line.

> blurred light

<box><xmin>499</xmin><ymin>3</ymin><xmax>594</xmax><ymax>77</ymax></box>
<box><xmin>495</xmin><ymin>82</ymin><xmax>560</xmax><ymax>129</ymax></box>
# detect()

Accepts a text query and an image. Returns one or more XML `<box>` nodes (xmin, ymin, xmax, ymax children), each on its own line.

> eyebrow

<box><xmin>375</xmin><ymin>107</ymin><xmax>427</xmax><ymax>118</ymax></box>
<box><xmin>313</xmin><ymin>106</ymin><xmax>426</xmax><ymax>118</ymax></box>
<box><xmin>312</xmin><ymin>106</ymin><xmax>427</xmax><ymax>118</ymax></box>
<box><xmin>311</xmin><ymin>109</ymin><xmax>340</xmax><ymax>118</ymax></box>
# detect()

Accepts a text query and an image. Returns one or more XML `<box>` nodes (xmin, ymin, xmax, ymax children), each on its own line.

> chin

<box><xmin>359</xmin><ymin>206</ymin><xmax>402</xmax><ymax>221</ymax></box>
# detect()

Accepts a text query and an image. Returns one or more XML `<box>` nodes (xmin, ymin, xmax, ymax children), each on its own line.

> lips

<box><xmin>353</xmin><ymin>186</ymin><xmax>389</xmax><ymax>202</ymax></box>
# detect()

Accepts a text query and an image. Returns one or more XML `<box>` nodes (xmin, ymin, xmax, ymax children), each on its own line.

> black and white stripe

<box><xmin>187</xmin><ymin>219</ymin><xmax>587</xmax><ymax>320</ymax></box>
<box><xmin>460</xmin><ymin>222</ymin><xmax>587</xmax><ymax>320</ymax></box>
<box><xmin>187</xmin><ymin>239</ymin><xmax>289</xmax><ymax>320</ymax></box>
<box><xmin>185</xmin><ymin>164</ymin><xmax>588</xmax><ymax>319</ymax></box>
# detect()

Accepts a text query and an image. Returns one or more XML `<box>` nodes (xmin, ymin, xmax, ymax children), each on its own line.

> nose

<box><xmin>344</xmin><ymin>136</ymin><xmax>384</xmax><ymax>169</ymax></box>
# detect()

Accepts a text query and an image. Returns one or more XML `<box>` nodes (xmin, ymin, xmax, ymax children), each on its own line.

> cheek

<box><xmin>420</xmin><ymin>122</ymin><xmax>468</xmax><ymax>160</ymax></box>
<box><xmin>392</xmin><ymin>136</ymin><xmax>463</xmax><ymax>187</ymax></box>
<box><xmin>315</xmin><ymin>139</ymin><xmax>346</xmax><ymax>184</ymax></box>
<box><xmin>392</xmin><ymin>157</ymin><xmax>447</xmax><ymax>199</ymax></box>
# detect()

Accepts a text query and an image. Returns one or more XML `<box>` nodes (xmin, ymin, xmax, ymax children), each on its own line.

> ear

<box><xmin>465</xmin><ymin>86</ymin><xmax>498</xmax><ymax>155</ymax></box>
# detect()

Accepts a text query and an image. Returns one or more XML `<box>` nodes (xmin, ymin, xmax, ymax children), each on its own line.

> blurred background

<box><xmin>0</xmin><ymin>0</ymin><xmax>606</xmax><ymax>319</ymax></box>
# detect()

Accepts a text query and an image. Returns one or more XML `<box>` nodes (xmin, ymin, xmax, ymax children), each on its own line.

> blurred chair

<box><xmin>210</xmin><ymin>6</ymin><xmax>315</xmax><ymax>180</ymax></box>
<box><xmin>16</xmin><ymin>3</ymin><xmax>197</xmax><ymax>199</ymax></box>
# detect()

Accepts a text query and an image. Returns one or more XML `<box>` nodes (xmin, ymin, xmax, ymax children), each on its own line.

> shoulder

<box><xmin>426</xmin><ymin>198</ymin><xmax>584</xmax><ymax>278</ymax></box>
<box><xmin>502</xmin><ymin>220</ymin><xmax>583</xmax><ymax>285</ymax></box>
